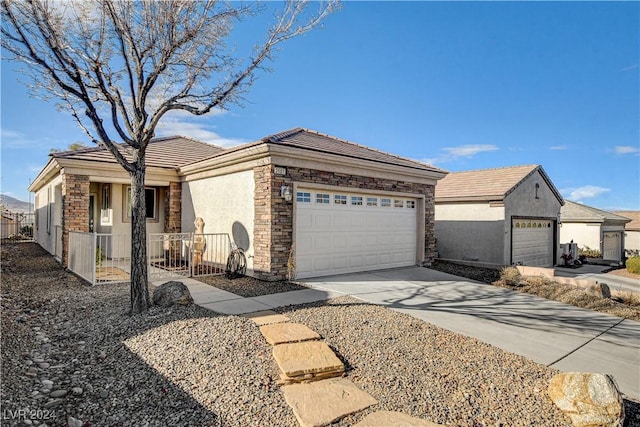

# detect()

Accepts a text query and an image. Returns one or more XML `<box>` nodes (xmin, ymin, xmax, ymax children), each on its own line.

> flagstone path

<box><xmin>244</xmin><ymin>309</ymin><xmax>442</xmax><ymax>427</ymax></box>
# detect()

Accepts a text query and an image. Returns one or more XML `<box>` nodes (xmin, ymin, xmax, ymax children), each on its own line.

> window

<box><xmin>102</xmin><ymin>184</ymin><xmax>111</xmax><ymax>209</ymax></box>
<box><xmin>46</xmin><ymin>187</ymin><xmax>52</xmax><ymax>234</ymax></box>
<box><xmin>394</xmin><ymin>199</ymin><xmax>404</xmax><ymax>208</ymax></box>
<box><xmin>316</xmin><ymin>193</ymin><xmax>330</xmax><ymax>204</ymax></box>
<box><xmin>406</xmin><ymin>200</ymin><xmax>416</xmax><ymax>209</ymax></box>
<box><xmin>334</xmin><ymin>194</ymin><xmax>347</xmax><ymax>205</ymax></box>
<box><xmin>366</xmin><ymin>197</ymin><xmax>378</xmax><ymax>207</ymax></box>
<box><xmin>381</xmin><ymin>198</ymin><xmax>391</xmax><ymax>207</ymax></box>
<box><xmin>351</xmin><ymin>196</ymin><xmax>363</xmax><ymax>206</ymax></box>
<box><xmin>126</xmin><ymin>187</ymin><xmax>157</xmax><ymax>219</ymax></box>
<box><xmin>296</xmin><ymin>192</ymin><xmax>311</xmax><ymax>203</ymax></box>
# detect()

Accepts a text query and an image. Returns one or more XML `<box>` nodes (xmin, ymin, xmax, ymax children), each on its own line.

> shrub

<box><xmin>578</xmin><ymin>245</ymin><xmax>601</xmax><ymax>259</ymax></box>
<box><xmin>499</xmin><ymin>266</ymin><xmax>522</xmax><ymax>287</ymax></box>
<box><xmin>627</xmin><ymin>257</ymin><xmax>640</xmax><ymax>275</ymax></box>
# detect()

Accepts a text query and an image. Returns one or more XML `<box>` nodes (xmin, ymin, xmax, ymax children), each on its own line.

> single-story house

<box><xmin>611</xmin><ymin>210</ymin><xmax>640</xmax><ymax>256</ymax></box>
<box><xmin>559</xmin><ymin>201</ymin><xmax>631</xmax><ymax>262</ymax></box>
<box><xmin>28</xmin><ymin>128</ymin><xmax>447</xmax><ymax>280</ymax></box>
<box><xmin>434</xmin><ymin>165</ymin><xmax>564</xmax><ymax>267</ymax></box>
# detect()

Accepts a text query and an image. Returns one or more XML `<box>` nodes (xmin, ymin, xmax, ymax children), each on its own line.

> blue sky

<box><xmin>1</xmin><ymin>1</ymin><xmax>639</xmax><ymax>210</ymax></box>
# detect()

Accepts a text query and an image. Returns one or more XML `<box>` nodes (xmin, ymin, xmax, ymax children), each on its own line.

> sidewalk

<box><xmin>150</xmin><ymin>277</ymin><xmax>342</xmax><ymax>315</ymax></box>
<box><xmin>554</xmin><ymin>264</ymin><xmax>639</xmax><ymax>294</ymax></box>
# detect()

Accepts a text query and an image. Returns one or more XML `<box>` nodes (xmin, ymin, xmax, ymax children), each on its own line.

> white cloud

<box><xmin>156</xmin><ymin>114</ymin><xmax>247</xmax><ymax>148</ymax></box>
<box><xmin>561</xmin><ymin>185</ymin><xmax>610</xmax><ymax>202</ymax></box>
<box><xmin>614</xmin><ymin>145</ymin><xmax>639</xmax><ymax>155</ymax></box>
<box><xmin>620</xmin><ymin>64</ymin><xmax>639</xmax><ymax>72</ymax></box>
<box><xmin>549</xmin><ymin>145</ymin><xmax>567</xmax><ymax>151</ymax></box>
<box><xmin>423</xmin><ymin>144</ymin><xmax>498</xmax><ymax>165</ymax></box>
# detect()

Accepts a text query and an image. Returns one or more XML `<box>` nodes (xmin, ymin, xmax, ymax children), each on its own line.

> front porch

<box><xmin>68</xmin><ymin>231</ymin><xmax>231</xmax><ymax>285</ymax></box>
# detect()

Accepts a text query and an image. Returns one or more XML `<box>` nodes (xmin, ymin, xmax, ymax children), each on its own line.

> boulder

<box><xmin>548</xmin><ymin>372</ymin><xmax>624</xmax><ymax>427</ymax></box>
<box><xmin>586</xmin><ymin>283</ymin><xmax>611</xmax><ymax>299</ymax></box>
<box><xmin>153</xmin><ymin>281</ymin><xmax>193</xmax><ymax>307</ymax></box>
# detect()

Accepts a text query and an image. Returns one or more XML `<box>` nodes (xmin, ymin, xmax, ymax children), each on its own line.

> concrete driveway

<box><xmin>554</xmin><ymin>264</ymin><xmax>639</xmax><ymax>294</ymax></box>
<box><xmin>304</xmin><ymin>266</ymin><xmax>640</xmax><ymax>400</ymax></box>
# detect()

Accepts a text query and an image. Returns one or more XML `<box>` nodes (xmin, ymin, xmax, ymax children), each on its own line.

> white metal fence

<box><xmin>68</xmin><ymin>232</ymin><xmax>131</xmax><ymax>285</ymax></box>
<box><xmin>68</xmin><ymin>231</ymin><xmax>231</xmax><ymax>285</ymax></box>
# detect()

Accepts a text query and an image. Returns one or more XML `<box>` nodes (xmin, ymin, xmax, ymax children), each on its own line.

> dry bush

<box><xmin>611</xmin><ymin>290</ymin><xmax>640</xmax><ymax>307</ymax></box>
<box><xmin>496</xmin><ymin>266</ymin><xmax>522</xmax><ymax>287</ymax></box>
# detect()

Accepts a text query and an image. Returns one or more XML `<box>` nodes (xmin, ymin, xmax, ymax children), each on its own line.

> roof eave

<box><xmin>28</xmin><ymin>157</ymin><xmax>60</xmax><ymax>193</ymax></box>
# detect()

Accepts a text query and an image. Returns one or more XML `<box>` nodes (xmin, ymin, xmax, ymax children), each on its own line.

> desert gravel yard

<box><xmin>2</xmin><ymin>243</ymin><xmax>639</xmax><ymax>426</ymax></box>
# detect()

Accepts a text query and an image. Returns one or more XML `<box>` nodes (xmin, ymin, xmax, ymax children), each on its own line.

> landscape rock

<box><xmin>548</xmin><ymin>372</ymin><xmax>624</xmax><ymax>427</ymax></box>
<box><xmin>586</xmin><ymin>283</ymin><xmax>612</xmax><ymax>299</ymax></box>
<box><xmin>272</xmin><ymin>341</ymin><xmax>344</xmax><ymax>378</ymax></box>
<box><xmin>259</xmin><ymin>322</ymin><xmax>320</xmax><ymax>345</ymax></box>
<box><xmin>152</xmin><ymin>281</ymin><xmax>193</xmax><ymax>307</ymax></box>
<box><xmin>50</xmin><ymin>389</ymin><xmax>68</xmax><ymax>398</ymax></box>
<box><xmin>355</xmin><ymin>411</ymin><xmax>444</xmax><ymax>426</ymax></box>
<box><xmin>282</xmin><ymin>378</ymin><xmax>377</xmax><ymax>427</ymax></box>
<box><xmin>67</xmin><ymin>416</ymin><xmax>84</xmax><ymax>427</ymax></box>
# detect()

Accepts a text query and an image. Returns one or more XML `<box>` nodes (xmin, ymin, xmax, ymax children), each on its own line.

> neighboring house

<box><xmin>434</xmin><ymin>165</ymin><xmax>564</xmax><ymax>267</ymax></box>
<box><xmin>28</xmin><ymin>128</ymin><xmax>447</xmax><ymax>280</ymax></box>
<box><xmin>560</xmin><ymin>201</ymin><xmax>631</xmax><ymax>262</ymax></box>
<box><xmin>611</xmin><ymin>211</ymin><xmax>640</xmax><ymax>256</ymax></box>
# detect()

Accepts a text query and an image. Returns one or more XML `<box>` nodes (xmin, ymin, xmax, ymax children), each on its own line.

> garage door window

<box><xmin>381</xmin><ymin>198</ymin><xmax>391</xmax><ymax>207</ymax></box>
<box><xmin>297</xmin><ymin>192</ymin><xmax>311</xmax><ymax>203</ymax></box>
<box><xmin>316</xmin><ymin>193</ymin><xmax>330</xmax><ymax>204</ymax></box>
<box><xmin>406</xmin><ymin>200</ymin><xmax>416</xmax><ymax>209</ymax></box>
<box><xmin>334</xmin><ymin>194</ymin><xmax>347</xmax><ymax>205</ymax></box>
<box><xmin>394</xmin><ymin>199</ymin><xmax>404</xmax><ymax>208</ymax></box>
<box><xmin>351</xmin><ymin>196</ymin><xmax>363</xmax><ymax>206</ymax></box>
<box><xmin>366</xmin><ymin>197</ymin><xmax>378</xmax><ymax>207</ymax></box>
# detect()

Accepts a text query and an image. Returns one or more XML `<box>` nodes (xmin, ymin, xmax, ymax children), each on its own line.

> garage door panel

<box><xmin>512</xmin><ymin>219</ymin><xmax>553</xmax><ymax>267</ymax></box>
<box><xmin>296</xmin><ymin>190</ymin><xmax>419</xmax><ymax>278</ymax></box>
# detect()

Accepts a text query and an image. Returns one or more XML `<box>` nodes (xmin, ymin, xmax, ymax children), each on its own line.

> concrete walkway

<box><xmin>304</xmin><ymin>267</ymin><xmax>640</xmax><ymax>401</ymax></box>
<box><xmin>554</xmin><ymin>264</ymin><xmax>639</xmax><ymax>294</ymax></box>
<box><xmin>152</xmin><ymin>269</ymin><xmax>640</xmax><ymax>401</ymax></box>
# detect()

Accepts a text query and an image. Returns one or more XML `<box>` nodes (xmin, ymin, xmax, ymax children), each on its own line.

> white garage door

<box><xmin>512</xmin><ymin>219</ymin><xmax>554</xmax><ymax>267</ymax></box>
<box><xmin>295</xmin><ymin>189</ymin><xmax>419</xmax><ymax>279</ymax></box>
<box><xmin>603</xmin><ymin>232</ymin><xmax>622</xmax><ymax>261</ymax></box>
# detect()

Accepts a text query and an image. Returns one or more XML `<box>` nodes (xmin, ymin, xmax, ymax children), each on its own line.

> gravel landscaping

<box><xmin>2</xmin><ymin>243</ymin><xmax>639</xmax><ymax>426</ymax></box>
<box><xmin>198</xmin><ymin>275</ymin><xmax>309</xmax><ymax>298</ymax></box>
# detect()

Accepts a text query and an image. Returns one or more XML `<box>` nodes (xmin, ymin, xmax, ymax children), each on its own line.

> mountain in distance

<box><xmin>0</xmin><ymin>194</ymin><xmax>34</xmax><ymax>213</ymax></box>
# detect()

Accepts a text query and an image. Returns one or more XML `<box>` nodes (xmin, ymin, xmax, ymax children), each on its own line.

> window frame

<box><xmin>296</xmin><ymin>191</ymin><xmax>311</xmax><ymax>203</ymax></box>
<box><xmin>316</xmin><ymin>193</ymin><xmax>330</xmax><ymax>204</ymax></box>
<box><xmin>334</xmin><ymin>194</ymin><xmax>347</xmax><ymax>205</ymax></box>
<box><xmin>124</xmin><ymin>186</ymin><xmax>158</xmax><ymax>222</ymax></box>
<box><xmin>351</xmin><ymin>196</ymin><xmax>363</xmax><ymax>206</ymax></box>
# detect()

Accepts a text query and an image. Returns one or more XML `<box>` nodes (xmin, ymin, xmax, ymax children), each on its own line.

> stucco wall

<box><xmin>182</xmin><ymin>170</ymin><xmax>255</xmax><ymax>274</ymax></box>
<box><xmin>560</xmin><ymin>223</ymin><xmax>602</xmax><ymax>251</ymax></box>
<box><xmin>625</xmin><ymin>230</ymin><xmax>640</xmax><ymax>253</ymax></box>
<box><xmin>33</xmin><ymin>175</ymin><xmax>63</xmax><ymax>257</ymax></box>
<box><xmin>434</xmin><ymin>203</ymin><xmax>505</xmax><ymax>264</ymax></box>
<box><xmin>505</xmin><ymin>171</ymin><xmax>562</xmax><ymax>264</ymax></box>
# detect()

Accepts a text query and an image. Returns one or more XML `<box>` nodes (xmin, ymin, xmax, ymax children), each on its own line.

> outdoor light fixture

<box><xmin>280</xmin><ymin>185</ymin><xmax>292</xmax><ymax>202</ymax></box>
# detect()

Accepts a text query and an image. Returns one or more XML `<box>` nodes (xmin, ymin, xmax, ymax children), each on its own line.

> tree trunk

<box><xmin>129</xmin><ymin>161</ymin><xmax>150</xmax><ymax>314</ymax></box>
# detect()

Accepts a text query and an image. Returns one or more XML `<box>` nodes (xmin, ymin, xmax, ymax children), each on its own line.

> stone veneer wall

<box><xmin>61</xmin><ymin>173</ymin><xmax>90</xmax><ymax>266</ymax></box>
<box><xmin>253</xmin><ymin>164</ymin><xmax>436</xmax><ymax>280</ymax></box>
<box><xmin>164</xmin><ymin>182</ymin><xmax>182</xmax><ymax>233</ymax></box>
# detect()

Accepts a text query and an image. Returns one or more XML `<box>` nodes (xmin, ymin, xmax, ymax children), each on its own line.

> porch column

<box><xmin>164</xmin><ymin>182</ymin><xmax>182</xmax><ymax>233</ymax></box>
<box><xmin>61</xmin><ymin>173</ymin><xmax>90</xmax><ymax>266</ymax></box>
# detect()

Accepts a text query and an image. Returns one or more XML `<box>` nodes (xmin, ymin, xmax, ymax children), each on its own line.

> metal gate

<box><xmin>1</xmin><ymin>210</ymin><xmax>34</xmax><ymax>241</ymax></box>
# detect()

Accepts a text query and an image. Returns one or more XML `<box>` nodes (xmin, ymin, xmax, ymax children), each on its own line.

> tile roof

<box><xmin>51</xmin><ymin>136</ymin><xmax>224</xmax><ymax>169</ymax></box>
<box><xmin>261</xmin><ymin>128</ymin><xmax>446</xmax><ymax>174</ymax></box>
<box><xmin>611</xmin><ymin>211</ymin><xmax>640</xmax><ymax>230</ymax></box>
<box><xmin>434</xmin><ymin>164</ymin><xmax>561</xmax><ymax>202</ymax></box>
<box><xmin>561</xmin><ymin>201</ymin><xmax>632</xmax><ymax>224</ymax></box>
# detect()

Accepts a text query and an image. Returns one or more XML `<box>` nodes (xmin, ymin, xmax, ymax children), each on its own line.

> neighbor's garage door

<box><xmin>512</xmin><ymin>218</ymin><xmax>554</xmax><ymax>267</ymax></box>
<box><xmin>295</xmin><ymin>189</ymin><xmax>419</xmax><ymax>279</ymax></box>
<box><xmin>603</xmin><ymin>232</ymin><xmax>622</xmax><ymax>261</ymax></box>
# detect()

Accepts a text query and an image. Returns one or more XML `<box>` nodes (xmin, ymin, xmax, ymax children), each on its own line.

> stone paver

<box><xmin>243</xmin><ymin>310</ymin><xmax>291</xmax><ymax>326</ymax></box>
<box><xmin>273</xmin><ymin>341</ymin><xmax>344</xmax><ymax>378</ymax></box>
<box><xmin>260</xmin><ymin>322</ymin><xmax>321</xmax><ymax>345</ymax></box>
<box><xmin>282</xmin><ymin>378</ymin><xmax>378</xmax><ymax>427</ymax></box>
<box><xmin>354</xmin><ymin>411</ymin><xmax>444</xmax><ymax>426</ymax></box>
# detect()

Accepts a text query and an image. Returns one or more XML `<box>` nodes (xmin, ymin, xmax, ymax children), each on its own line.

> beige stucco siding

<box><xmin>560</xmin><ymin>223</ymin><xmax>602</xmax><ymax>251</ymax></box>
<box><xmin>625</xmin><ymin>230</ymin><xmax>640</xmax><ymax>252</ymax></box>
<box><xmin>434</xmin><ymin>203</ymin><xmax>506</xmax><ymax>264</ymax></box>
<box><xmin>182</xmin><ymin>170</ymin><xmax>255</xmax><ymax>274</ymax></box>
<box><xmin>33</xmin><ymin>175</ymin><xmax>63</xmax><ymax>257</ymax></box>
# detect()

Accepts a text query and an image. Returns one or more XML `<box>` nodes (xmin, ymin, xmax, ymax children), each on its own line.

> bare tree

<box><xmin>2</xmin><ymin>0</ymin><xmax>337</xmax><ymax>314</ymax></box>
